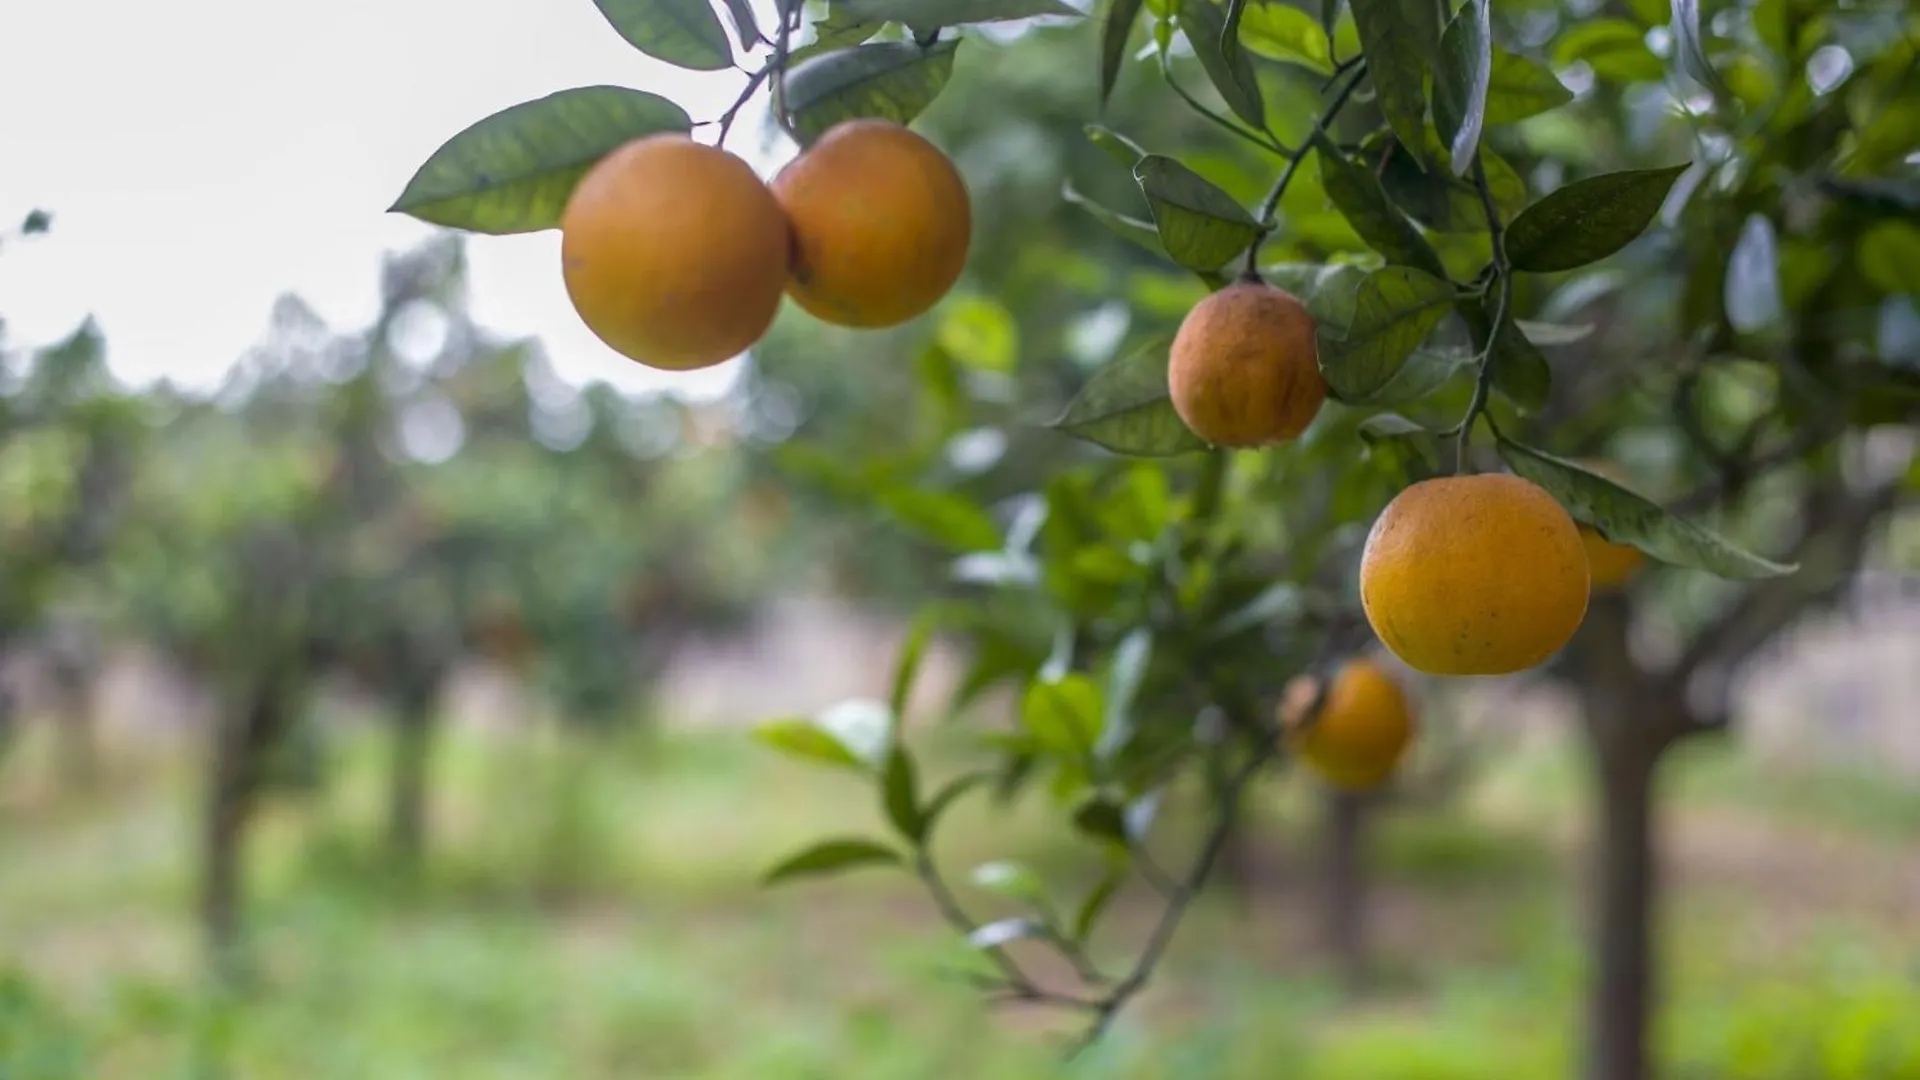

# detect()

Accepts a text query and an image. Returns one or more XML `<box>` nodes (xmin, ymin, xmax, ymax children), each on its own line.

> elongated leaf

<box><xmin>1317</xmin><ymin>266</ymin><xmax>1456</xmax><ymax>401</ymax></box>
<box><xmin>783</xmin><ymin>41</ymin><xmax>960</xmax><ymax>143</ymax></box>
<box><xmin>1365</xmin><ymin>346</ymin><xmax>1474</xmax><ymax>404</ymax></box>
<box><xmin>843</xmin><ymin>0</ymin><xmax>1081</xmax><ymax>26</ymax></box>
<box><xmin>593</xmin><ymin>0</ymin><xmax>733</xmax><ymax>70</ymax></box>
<box><xmin>889</xmin><ymin>612</ymin><xmax>939</xmax><ymax>721</ymax></box>
<box><xmin>1179</xmin><ymin>0</ymin><xmax>1266</xmax><ymax>128</ymax></box>
<box><xmin>1670</xmin><ymin>0</ymin><xmax>1731</xmax><ymax>99</ymax></box>
<box><xmin>1349</xmin><ymin>0</ymin><xmax>1437</xmax><ymax>157</ymax></box>
<box><xmin>1313</xmin><ymin>132</ymin><xmax>1447</xmax><ymax>277</ymax></box>
<box><xmin>792</xmin><ymin>9</ymin><xmax>884</xmax><ymax>61</ymax></box>
<box><xmin>1101</xmin><ymin>0</ymin><xmax>1148</xmax><ymax>105</ymax></box>
<box><xmin>924</xmin><ymin>771</ymin><xmax>991</xmax><ymax>828</ymax></box>
<box><xmin>883</xmin><ymin>744</ymin><xmax>925</xmax><ymax>842</ymax></box>
<box><xmin>1238</xmin><ymin>1</ymin><xmax>1334</xmax><ymax>74</ymax></box>
<box><xmin>718</xmin><ymin>0</ymin><xmax>760</xmax><ymax>49</ymax></box>
<box><xmin>1489</xmin><ymin>315</ymin><xmax>1552</xmax><ymax>412</ymax></box>
<box><xmin>389</xmin><ymin>87</ymin><xmax>691</xmax><ymax>234</ymax></box>
<box><xmin>1497</xmin><ymin>439</ymin><xmax>1797</xmax><ymax>579</ymax></box>
<box><xmin>878</xmin><ymin>487</ymin><xmax>1002</xmax><ymax>551</ymax></box>
<box><xmin>1485</xmin><ymin>47</ymin><xmax>1573</xmax><ymax>124</ymax></box>
<box><xmin>1073</xmin><ymin>796</ymin><xmax>1128</xmax><ymax>845</ymax></box>
<box><xmin>1063</xmin><ymin>183</ymin><xmax>1165</xmax><ymax>254</ymax></box>
<box><xmin>753</xmin><ymin>716</ymin><xmax>871</xmax><ymax>771</ymax></box>
<box><xmin>1023</xmin><ymin>674</ymin><xmax>1105</xmax><ymax>758</ymax></box>
<box><xmin>1515</xmin><ymin>319</ymin><xmax>1595</xmax><ymax>345</ymax></box>
<box><xmin>1553</xmin><ymin>20</ymin><xmax>1663</xmax><ymax>84</ymax></box>
<box><xmin>1051</xmin><ymin>341</ymin><xmax>1207</xmax><ymax>456</ymax></box>
<box><xmin>1086</xmin><ymin>124</ymin><xmax>1149</xmax><ymax>168</ymax></box>
<box><xmin>1097</xmin><ymin>628</ymin><xmax>1152</xmax><ymax>760</ymax></box>
<box><xmin>1134</xmin><ymin>156</ymin><xmax>1262</xmax><ymax>270</ymax></box>
<box><xmin>763</xmin><ymin>838</ymin><xmax>902</xmax><ymax>885</ymax></box>
<box><xmin>1433</xmin><ymin>0</ymin><xmax>1491</xmax><ymax>176</ymax></box>
<box><xmin>1504</xmin><ymin>164</ymin><xmax>1689</xmax><ymax>273</ymax></box>
<box><xmin>1072</xmin><ymin>864</ymin><xmax>1127</xmax><ymax>941</ymax></box>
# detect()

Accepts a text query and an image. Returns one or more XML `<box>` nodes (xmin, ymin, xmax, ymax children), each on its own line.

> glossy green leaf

<box><xmin>1102</xmin><ymin>0</ymin><xmax>1148</xmax><ymax>105</ymax></box>
<box><xmin>1497</xmin><ymin>439</ymin><xmax>1797</xmax><ymax>579</ymax></box>
<box><xmin>1489</xmin><ymin>316</ymin><xmax>1552</xmax><ymax>413</ymax></box>
<box><xmin>878</xmin><ymin>488</ymin><xmax>1002</xmax><ymax>551</ymax></box>
<box><xmin>752</xmin><ymin>716</ymin><xmax>871</xmax><ymax>772</ymax></box>
<box><xmin>1072</xmin><ymin>864</ymin><xmax>1127</xmax><ymax>941</ymax></box>
<box><xmin>842</xmin><ymin>0</ymin><xmax>1082</xmax><ymax>26</ymax></box>
<box><xmin>1133</xmin><ymin>156</ymin><xmax>1263</xmax><ymax>270</ymax></box>
<box><xmin>763</xmin><ymin>838</ymin><xmax>902</xmax><ymax>885</ymax></box>
<box><xmin>1086</xmin><ymin>124</ymin><xmax>1149</xmax><ymax>168</ymax></box>
<box><xmin>1554</xmin><ymin>20</ymin><xmax>1663</xmax><ymax>84</ymax></box>
<box><xmin>1023</xmin><ymin>673</ymin><xmax>1105</xmax><ymax>758</ymax></box>
<box><xmin>1317</xmin><ymin>266</ymin><xmax>1457</xmax><ymax>401</ymax></box>
<box><xmin>792</xmin><ymin>10</ymin><xmax>884</xmax><ymax>61</ymax></box>
<box><xmin>389</xmin><ymin>87</ymin><xmax>692</xmax><ymax>234</ymax></box>
<box><xmin>592</xmin><ymin>0</ymin><xmax>733</xmax><ymax>70</ymax></box>
<box><xmin>1349</xmin><ymin>0</ymin><xmax>1438</xmax><ymax>156</ymax></box>
<box><xmin>882</xmin><ymin>744</ymin><xmax>925</xmax><ymax>842</ymax></box>
<box><xmin>1504</xmin><ymin>164</ymin><xmax>1689</xmax><ymax>273</ymax></box>
<box><xmin>1313</xmin><ymin>132</ymin><xmax>1447</xmax><ymax>277</ymax></box>
<box><xmin>1238</xmin><ymin>1</ymin><xmax>1334</xmax><ymax>74</ymax></box>
<box><xmin>1073</xmin><ymin>796</ymin><xmax>1129</xmax><ymax>845</ymax></box>
<box><xmin>1859</xmin><ymin>221</ymin><xmax>1920</xmax><ymax>297</ymax></box>
<box><xmin>1433</xmin><ymin>0</ymin><xmax>1491</xmax><ymax>176</ymax></box>
<box><xmin>718</xmin><ymin>0</ymin><xmax>760</xmax><ymax>49</ymax></box>
<box><xmin>1365</xmin><ymin>346</ymin><xmax>1474</xmax><ymax>405</ymax></box>
<box><xmin>1179</xmin><ymin>0</ymin><xmax>1266</xmax><ymax>128</ymax></box>
<box><xmin>783</xmin><ymin>41</ymin><xmax>960</xmax><ymax>143</ymax></box>
<box><xmin>1484</xmin><ymin>48</ymin><xmax>1573</xmax><ymax>124</ymax></box>
<box><xmin>1050</xmin><ymin>340</ymin><xmax>1207</xmax><ymax>456</ymax></box>
<box><xmin>1264</xmin><ymin>262</ymin><xmax>1371</xmax><ymax>329</ymax></box>
<box><xmin>1063</xmin><ymin>183</ymin><xmax>1165</xmax><ymax>254</ymax></box>
<box><xmin>1670</xmin><ymin>0</ymin><xmax>1731</xmax><ymax>100</ymax></box>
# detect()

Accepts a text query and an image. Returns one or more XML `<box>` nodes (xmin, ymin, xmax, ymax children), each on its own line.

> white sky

<box><xmin>0</xmin><ymin>0</ymin><xmax>792</xmax><ymax>398</ymax></box>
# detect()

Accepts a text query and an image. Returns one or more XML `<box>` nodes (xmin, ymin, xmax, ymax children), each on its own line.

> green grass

<box><xmin>3</xmin><ymin>722</ymin><xmax>1918</xmax><ymax>1079</ymax></box>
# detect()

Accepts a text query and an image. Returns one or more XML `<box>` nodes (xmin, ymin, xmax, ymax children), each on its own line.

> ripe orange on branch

<box><xmin>1281</xmin><ymin>658</ymin><xmax>1418</xmax><ymax>791</ymax></box>
<box><xmin>1167</xmin><ymin>281</ymin><xmax>1327</xmax><ymax>448</ymax></box>
<box><xmin>560</xmin><ymin>134</ymin><xmax>790</xmax><ymax>371</ymax></box>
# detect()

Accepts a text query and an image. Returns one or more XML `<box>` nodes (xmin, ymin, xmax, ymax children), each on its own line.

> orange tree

<box><xmin>391</xmin><ymin>1</ymin><xmax>1918</xmax><ymax>1077</ymax></box>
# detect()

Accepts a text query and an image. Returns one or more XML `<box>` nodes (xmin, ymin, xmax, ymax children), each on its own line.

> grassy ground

<box><xmin>2</xmin><ymin>718</ymin><xmax>1918</xmax><ymax>1080</ymax></box>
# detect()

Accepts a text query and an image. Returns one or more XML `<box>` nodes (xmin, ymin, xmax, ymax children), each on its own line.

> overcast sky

<box><xmin>0</xmin><ymin>0</ymin><xmax>791</xmax><ymax>398</ymax></box>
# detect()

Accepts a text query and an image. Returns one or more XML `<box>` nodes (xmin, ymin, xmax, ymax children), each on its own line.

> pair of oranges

<box><xmin>560</xmin><ymin>119</ymin><xmax>971</xmax><ymax>372</ymax></box>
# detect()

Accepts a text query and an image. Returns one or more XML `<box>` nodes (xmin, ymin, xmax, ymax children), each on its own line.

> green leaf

<box><xmin>1238</xmin><ymin>1</ymin><xmax>1333</xmax><ymax>74</ymax></box>
<box><xmin>1050</xmin><ymin>340</ymin><xmax>1207</xmax><ymax>456</ymax></box>
<box><xmin>793</xmin><ymin>9</ymin><xmax>884</xmax><ymax>61</ymax></box>
<box><xmin>388</xmin><ymin>87</ymin><xmax>692</xmax><ymax>234</ymax></box>
<box><xmin>813</xmin><ymin>699</ymin><xmax>894</xmax><ymax>767</ymax></box>
<box><xmin>1073</xmin><ymin>796</ymin><xmax>1129</xmax><ymax>845</ymax></box>
<box><xmin>1317</xmin><ymin>266</ymin><xmax>1457</xmax><ymax>401</ymax></box>
<box><xmin>878</xmin><ymin>488</ymin><xmax>1002</xmax><ymax>551</ymax></box>
<box><xmin>1553</xmin><ymin>20</ymin><xmax>1663</xmax><ymax>84</ymax></box>
<box><xmin>1313</xmin><ymin>132</ymin><xmax>1447</xmax><ymax>278</ymax></box>
<box><xmin>882</xmin><ymin>744</ymin><xmax>925</xmax><ymax>842</ymax></box>
<box><xmin>1670</xmin><ymin>0</ymin><xmax>1731</xmax><ymax>100</ymax></box>
<box><xmin>1366</xmin><ymin>346</ymin><xmax>1474</xmax><ymax>404</ymax></box>
<box><xmin>1515</xmin><ymin>319</ymin><xmax>1595</xmax><ymax>345</ymax></box>
<box><xmin>1023</xmin><ymin>673</ymin><xmax>1105</xmax><ymax>758</ymax></box>
<box><xmin>1133</xmin><ymin>156</ymin><xmax>1263</xmax><ymax>272</ymax></box>
<box><xmin>937</xmin><ymin>296</ymin><xmax>1019</xmax><ymax>372</ymax></box>
<box><xmin>1504</xmin><ymin>164</ymin><xmax>1689</xmax><ymax>273</ymax></box>
<box><xmin>889</xmin><ymin>613</ymin><xmax>939</xmax><ymax>721</ymax></box>
<box><xmin>1072</xmin><ymin>864</ymin><xmax>1127</xmax><ymax>941</ymax></box>
<box><xmin>924</xmin><ymin>771</ymin><xmax>991</xmax><ymax>828</ymax></box>
<box><xmin>1179</xmin><ymin>0</ymin><xmax>1266</xmax><ymax>129</ymax></box>
<box><xmin>763</xmin><ymin>838</ymin><xmax>902</xmax><ymax>885</ymax></box>
<box><xmin>753</xmin><ymin>716</ymin><xmax>870</xmax><ymax>772</ymax></box>
<box><xmin>1097</xmin><ymin>628</ymin><xmax>1152</xmax><ymax>760</ymax></box>
<box><xmin>592</xmin><ymin>0</ymin><xmax>733</xmax><ymax>70</ymax></box>
<box><xmin>783</xmin><ymin>41</ymin><xmax>960</xmax><ymax>143</ymax></box>
<box><xmin>1086</xmin><ymin>125</ymin><xmax>1149</xmax><ymax>168</ymax></box>
<box><xmin>1349</xmin><ymin>0</ymin><xmax>1438</xmax><ymax>157</ymax></box>
<box><xmin>21</xmin><ymin>210</ymin><xmax>51</xmax><ymax>235</ymax></box>
<box><xmin>718</xmin><ymin>0</ymin><xmax>760</xmax><ymax>49</ymax></box>
<box><xmin>1859</xmin><ymin>221</ymin><xmax>1920</xmax><ymax>297</ymax></box>
<box><xmin>1063</xmin><ymin>183</ymin><xmax>1166</xmax><ymax>254</ymax></box>
<box><xmin>972</xmin><ymin>861</ymin><xmax>1054</xmax><ymax>910</ymax></box>
<box><xmin>1484</xmin><ymin>48</ymin><xmax>1573</xmax><ymax>124</ymax></box>
<box><xmin>1489</xmin><ymin>316</ymin><xmax>1552</xmax><ymax>413</ymax></box>
<box><xmin>842</xmin><ymin>0</ymin><xmax>1081</xmax><ymax>26</ymax></box>
<box><xmin>1101</xmin><ymin>0</ymin><xmax>1148</xmax><ymax>105</ymax></box>
<box><xmin>1496</xmin><ymin>439</ymin><xmax>1797</xmax><ymax>579</ymax></box>
<box><xmin>1433</xmin><ymin>0</ymin><xmax>1491</xmax><ymax>176</ymax></box>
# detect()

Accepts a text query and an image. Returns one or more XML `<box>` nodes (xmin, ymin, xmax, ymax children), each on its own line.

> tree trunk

<box><xmin>201</xmin><ymin>677</ymin><xmax>292</xmax><ymax>981</ymax></box>
<box><xmin>387</xmin><ymin>706</ymin><xmax>436</xmax><ymax>866</ymax></box>
<box><xmin>1588</xmin><ymin>738</ymin><xmax>1660</xmax><ymax>1080</ymax></box>
<box><xmin>1324</xmin><ymin>789</ymin><xmax>1370</xmax><ymax>992</ymax></box>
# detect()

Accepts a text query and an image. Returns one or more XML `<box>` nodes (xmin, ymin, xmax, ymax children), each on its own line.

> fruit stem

<box><xmin>1243</xmin><ymin>61</ymin><xmax>1369</xmax><ymax>279</ymax></box>
<box><xmin>1453</xmin><ymin>152</ymin><xmax>1510</xmax><ymax>474</ymax></box>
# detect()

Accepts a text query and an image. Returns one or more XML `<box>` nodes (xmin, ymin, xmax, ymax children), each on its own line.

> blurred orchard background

<box><xmin>3</xmin><ymin>0</ymin><xmax>1919</xmax><ymax>1078</ymax></box>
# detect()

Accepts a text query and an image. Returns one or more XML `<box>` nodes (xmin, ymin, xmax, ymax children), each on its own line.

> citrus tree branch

<box><xmin>1244</xmin><ymin>61</ymin><xmax>1368</xmax><ymax>277</ymax></box>
<box><xmin>1451</xmin><ymin>153</ymin><xmax>1510</xmax><ymax>471</ymax></box>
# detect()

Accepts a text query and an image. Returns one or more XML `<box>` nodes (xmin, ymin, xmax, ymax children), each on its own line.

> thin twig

<box><xmin>1451</xmin><ymin>153</ymin><xmax>1510</xmax><ymax>472</ymax></box>
<box><xmin>712</xmin><ymin>65</ymin><xmax>771</xmax><ymax>146</ymax></box>
<box><xmin>914</xmin><ymin>852</ymin><xmax>1104</xmax><ymax>1011</ymax></box>
<box><xmin>1158</xmin><ymin>52</ymin><xmax>1288</xmax><ymax>158</ymax></box>
<box><xmin>1243</xmin><ymin>62</ymin><xmax>1368</xmax><ymax>278</ymax></box>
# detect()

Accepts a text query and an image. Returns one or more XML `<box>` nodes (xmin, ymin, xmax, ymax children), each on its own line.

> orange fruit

<box><xmin>1574</xmin><ymin>460</ymin><xmax>1647</xmax><ymax>590</ymax></box>
<box><xmin>771</xmin><ymin>120</ymin><xmax>971</xmax><ymax>328</ymax></box>
<box><xmin>1360</xmin><ymin>474</ymin><xmax>1590</xmax><ymax>676</ymax></box>
<box><xmin>1281</xmin><ymin>659</ymin><xmax>1418</xmax><ymax>790</ymax></box>
<box><xmin>1167</xmin><ymin>281</ymin><xmax>1327</xmax><ymax>448</ymax></box>
<box><xmin>560</xmin><ymin>134</ymin><xmax>790</xmax><ymax>371</ymax></box>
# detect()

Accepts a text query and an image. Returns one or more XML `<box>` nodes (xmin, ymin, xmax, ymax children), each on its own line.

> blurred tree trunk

<box><xmin>386</xmin><ymin>678</ymin><xmax>440</xmax><ymax>866</ymax></box>
<box><xmin>51</xmin><ymin>664</ymin><xmax>97</xmax><ymax>790</ymax></box>
<box><xmin>202</xmin><ymin>670</ymin><xmax>294</xmax><ymax>981</ymax></box>
<box><xmin>1323</xmin><ymin>788</ymin><xmax>1371</xmax><ymax>993</ymax></box>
